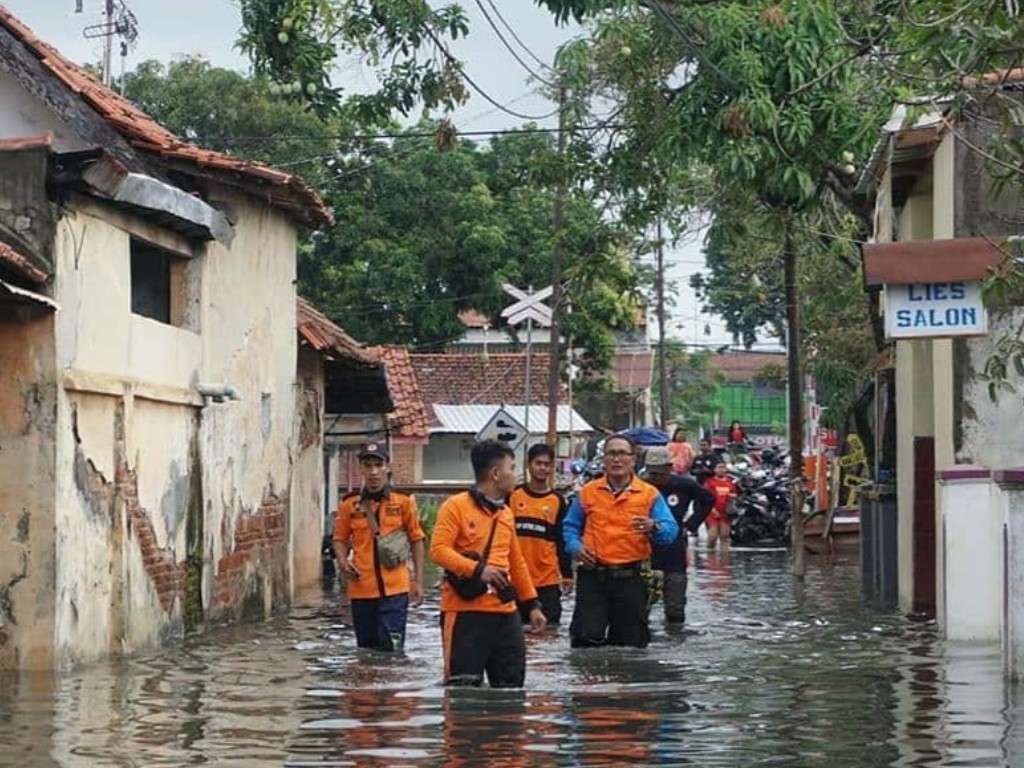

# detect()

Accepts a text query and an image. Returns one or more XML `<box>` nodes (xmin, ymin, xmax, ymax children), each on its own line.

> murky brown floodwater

<box><xmin>3</xmin><ymin>548</ymin><xmax>1022</xmax><ymax>767</ymax></box>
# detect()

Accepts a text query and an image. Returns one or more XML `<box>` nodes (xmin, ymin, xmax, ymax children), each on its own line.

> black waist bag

<box><xmin>445</xmin><ymin>517</ymin><xmax>499</xmax><ymax>601</ymax></box>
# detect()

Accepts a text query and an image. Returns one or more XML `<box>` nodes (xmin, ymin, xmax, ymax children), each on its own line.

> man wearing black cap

<box><xmin>333</xmin><ymin>442</ymin><xmax>425</xmax><ymax>652</ymax></box>
<box><xmin>642</xmin><ymin>446</ymin><xmax>714</xmax><ymax>624</ymax></box>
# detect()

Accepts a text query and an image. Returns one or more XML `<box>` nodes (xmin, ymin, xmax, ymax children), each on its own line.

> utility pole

<box><xmin>784</xmin><ymin>218</ymin><xmax>806</xmax><ymax>579</ymax></box>
<box><xmin>102</xmin><ymin>0</ymin><xmax>114</xmax><ymax>86</ymax></box>
<box><xmin>81</xmin><ymin>0</ymin><xmax>139</xmax><ymax>89</ymax></box>
<box><xmin>656</xmin><ymin>219</ymin><xmax>670</xmax><ymax>429</ymax></box>
<box><xmin>546</xmin><ymin>85</ymin><xmax>568</xmax><ymax>449</ymax></box>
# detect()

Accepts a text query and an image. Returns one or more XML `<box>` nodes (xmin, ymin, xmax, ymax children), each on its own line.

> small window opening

<box><xmin>130</xmin><ymin>238</ymin><xmax>192</xmax><ymax>327</ymax></box>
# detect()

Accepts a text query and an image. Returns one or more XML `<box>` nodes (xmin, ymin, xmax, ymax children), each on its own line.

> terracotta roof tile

<box><xmin>0</xmin><ymin>131</ymin><xmax>52</xmax><ymax>152</ymax></box>
<box><xmin>373</xmin><ymin>346</ymin><xmax>429</xmax><ymax>440</ymax></box>
<box><xmin>409</xmin><ymin>352</ymin><xmax>562</xmax><ymax>406</ymax></box>
<box><xmin>0</xmin><ymin>7</ymin><xmax>331</xmax><ymax>227</ymax></box>
<box><xmin>297</xmin><ymin>298</ymin><xmax>379</xmax><ymax>366</ymax></box>
<box><xmin>0</xmin><ymin>240</ymin><xmax>48</xmax><ymax>284</ymax></box>
<box><xmin>710</xmin><ymin>351</ymin><xmax>787</xmax><ymax>383</ymax></box>
<box><xmin>457</xmin><ymin>309</ymin><xmax>491</xmax><ymax>328</ymax></box>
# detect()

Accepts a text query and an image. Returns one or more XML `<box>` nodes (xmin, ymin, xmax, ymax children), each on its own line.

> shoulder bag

<box><xmin>362</xmin><ymin>498</ymin><xmax>412</xmax><ymax>569</ymax></box>
<box><xmin>444</xmin><ymin>515</ymin><xmax>500</xmax><ymax>600</ymax></box>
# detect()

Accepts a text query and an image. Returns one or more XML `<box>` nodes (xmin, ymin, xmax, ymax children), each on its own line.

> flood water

<box><xmin>3</xmin><ymin>548</ymin><xmax>1023</xmax><ymax>767</ymax></box>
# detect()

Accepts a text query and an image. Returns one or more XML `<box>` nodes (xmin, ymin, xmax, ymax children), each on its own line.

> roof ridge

<box><xmin>0</xmin><ymin>5</ymin><xmax>331</xmax><ymax>226</ymax></box>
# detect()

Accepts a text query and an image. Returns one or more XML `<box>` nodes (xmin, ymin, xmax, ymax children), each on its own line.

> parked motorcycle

<box><xmin>728</xmin><ymin>466</ymin><xmax>793</xmax><ymax>547</ymax></box>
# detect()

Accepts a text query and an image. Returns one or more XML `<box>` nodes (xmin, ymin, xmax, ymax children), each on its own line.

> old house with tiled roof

<box><xmin>330</xmin><ymin>345</ymin><xmax>430</xmax><ymax>495</ymax></box>
<box><xmin>0</xmin><ymin>7</ymin><xmax>383</xmax><ymax>669</ymax></box>
<box><xmin>406</xmin><ymin>352</ymin><xmax>593</xmax><ymax>483</ymax></box>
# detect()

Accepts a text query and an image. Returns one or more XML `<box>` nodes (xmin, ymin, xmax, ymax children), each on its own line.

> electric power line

<box><xmin>420</xmin><ymin>22</ymin><xmax>560</xmax><ymax>122</ymax></box>
<box><xmin>473</xmin><ymin>0</ymin><xmax>556</xmax><ymax>88</ymax></box>
<box><xmin>483</xmin><ymin>0</ymin><xmax>557</xmax><ymax>74</ymax></box>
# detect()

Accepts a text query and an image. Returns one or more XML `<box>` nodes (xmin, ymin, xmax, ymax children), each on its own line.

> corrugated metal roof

<box><xmin>431</xmin><ymin>404</ymin><xmax>594</xmax><ymax>435</ymax></box>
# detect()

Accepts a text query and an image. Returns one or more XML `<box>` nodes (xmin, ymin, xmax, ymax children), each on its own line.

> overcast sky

<box><xmin>5</xmin><ymin>0</ymin><xmax>757</xmax><ymax>348</ymax></box>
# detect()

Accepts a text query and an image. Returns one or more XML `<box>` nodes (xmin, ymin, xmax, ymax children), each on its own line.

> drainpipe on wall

<box><xmin>194</xmin><ymin>383</ymin><xmax>243</xmax><ymax>404</ymax></box>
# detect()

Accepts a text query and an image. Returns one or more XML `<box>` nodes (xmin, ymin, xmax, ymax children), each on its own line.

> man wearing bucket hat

<box><xmin>333</xmin><ymin>441</ymin><xmax>425</xmax><ymax>652</ymax></box>
<box><xmin>642</xmin><ymin>446</ymin><xmax>714</xmax><ymax>624</ymax></box>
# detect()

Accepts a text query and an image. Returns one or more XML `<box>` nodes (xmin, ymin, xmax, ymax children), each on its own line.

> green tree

<box><xmin>652</xmin><ymin>343</ymin><xmax>724</xmax><ymax>434</ymax></box>
<box><xmin>122</xmin><ymin>57</ymin><xmax>343</xmax><ymax>186</ymax></box>
<box><xmin>236</xmin><ymin>0</ymin><xmax>470</xmax><ymax>122</ymax></box>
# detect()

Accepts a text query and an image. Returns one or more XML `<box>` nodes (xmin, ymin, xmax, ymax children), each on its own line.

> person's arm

<box><xmin>648</xmin><ymin>495</ymin><xmax>680</xmax><ymax>546</ymax></box>
<box><xmin>562</xmin><ymin>495</ymin><xmax>585</xmax><ymax>556</ymax></box>
<box><xmin>332</xmin><ymin>501</ymin><xmax>358</xmax><ymax>577</ymax></box>
<box><xmin>404</xmin><ymin>496</ymin><xmax>425</xmax><ymax>604</ymax></box>
<box><xmin>685</xmin><ymin>479</ymin><xmax>715</xmax><ymax>533</ymax></box>
<box><xmin>509</xmin><ymin>523</ymin><xmax>539</xmax><ymax>604</ymax></box>
<box><xmin>553</xmin><ymin>495</ymin><xmax>574</xmax><ymax>580</ymax></box>
<box><xmin>509</xmin><ymin>522</ymin><xmax>546</xmax><ymax>631</ymax></box>
<box><xmin>429</xmin><ymin>499</ymin><xmax>482</xmax><ymax>578</ymax></box>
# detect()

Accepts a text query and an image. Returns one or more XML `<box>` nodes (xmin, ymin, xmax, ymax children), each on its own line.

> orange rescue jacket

<box><xmin>577</xmin><ymin>477</ymin><xmax>663</xmax><ymax>565</ymax></box>
<box><xmin>430</xmin><ymin>490</ymin><xmax>538</xmax><ymax>613</ymax></box>
<box><xmin>509</xmin><ymin>485</ymin><xmax>570</xmax><ymax>588</ymax></box>
<box><xmin>334</xmin><ymin>490</ymin><xmax>424</xmax><ymax>600</ymax></box>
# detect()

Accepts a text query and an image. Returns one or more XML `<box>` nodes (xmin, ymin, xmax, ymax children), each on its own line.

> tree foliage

<box><xmin>302</xmin><ymin>127</ymin><xmax>643</xmax><ymax>370</ymax></box>
<box><xmin>652</xmin><ymin>343</ymin><xmax>724</xmax><ymax>433</ymax></box>
<box><xmin>124</xmin><ymin>60</ymin><xmax>642</xmax><ymax>372</ymax></box>
<box><xmin>122</xmin><ymin>57</ymin><xmax>342</xmax><ymax>186</ymax></box>
<box><xmin>234</xmin><ymin>0</ymin><xmax>1024</xmax><ymax>417</ymax></box>
<box><xmin>236</xmin><ymin>0</ymin><xmax>470</xmax><ymax>122</ymax></box>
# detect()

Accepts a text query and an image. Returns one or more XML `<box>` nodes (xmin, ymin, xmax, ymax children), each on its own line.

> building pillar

<box><xmin>896</xmin><ymin>339</ymin><xmax>935</xmax><ymax>613</ymax></box>
<box><xmin>937</xmin><ymin>466</ymin><xmax>997</xmax><ymax>640</ymax></box>
<box><xmin>995</xmin><ymin>469</ymin><xmax>1024</xmax><ymax>681</ymax></box>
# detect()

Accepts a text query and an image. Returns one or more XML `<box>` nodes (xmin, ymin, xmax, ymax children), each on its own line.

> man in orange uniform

<box><xmin>563</xmin><ymin>434</ymin><xmax>679</xmax><ymax>648</ymax></box>
<box><xmin>333</xmin><ymin>443</ymin><xmax>425</xmax><ymax>652</ymax></box>
<box><xmin>430</xmin><ymin>440</ymin><xmax>547</xmax><ymax>687</ymax></box>
<box><xmin>509</xmin><ymin>443</ymin><xmax>573</xmax><ymax>625</ymax></box>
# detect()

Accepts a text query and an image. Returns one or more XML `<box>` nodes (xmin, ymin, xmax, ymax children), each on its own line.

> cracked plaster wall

<box><xmin>48</xmin><ymin>188</ymin><xmax>303</xmax><ymax>667</ymax></box>
<box><xmin>0</xmin><ymin>309</ymin><xmax>56</xmax><ymax>670</ymax></box>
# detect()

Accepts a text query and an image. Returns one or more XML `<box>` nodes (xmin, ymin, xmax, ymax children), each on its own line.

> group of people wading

<box><xmin>333</xmin><ymin>434</ymin><xmax>714</xmax><ymax>688</ymax></box>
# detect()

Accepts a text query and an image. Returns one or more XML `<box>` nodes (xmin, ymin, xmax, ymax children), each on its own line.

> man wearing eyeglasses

<box><xmin>562</xmin><ymin>434</ymin><xmax>679</xmax><ymax>648</ymax></box>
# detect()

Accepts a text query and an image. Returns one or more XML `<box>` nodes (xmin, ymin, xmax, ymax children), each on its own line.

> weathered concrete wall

<box><xmin>0</xmin><ymin>307</ymin><xmax>56</xmax><ymax>670</ymax></box>
<box><xmin>424</xmin><ymin>435</ymin><xmax>475</xmax><ymax>483</ymax></box>
<box><xmin>958</xmin><ymin>311</ymin><xmax>1024</xmax><ymax>468</ymax></box>
<box><xmin>48</xmin><ymin>188</ymin><xmax>302</xmax><ymax>666</ymax></box>
<box><xmin>291</xmin><ymin>345</ymin><xmax>324</xmax><ymax>591</ymax></box>
<box><xmin>952</xmin><ymin>102</ymin><xmax>1024</xmax><ymax>470</ymax></box>
<box><xmin>0</xmin><ymin>68</ymin><xmax>90</xmax><ymax>153</ymax></box>
<box><xmin>194</xmin><ymin>188</ymin><xmax>297</xmax><ymax>625</ymax></box>
<box><xmin>954</xmin><ymin>97</ymin><xmax>1024</xmax><ymax>241</ymax></box>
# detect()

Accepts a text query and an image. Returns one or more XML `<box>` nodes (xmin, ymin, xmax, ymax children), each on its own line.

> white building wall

<box><xmin>50</xmin><ymin>189</ymin><xmax>302</xmax><ymax>666</ymax></box>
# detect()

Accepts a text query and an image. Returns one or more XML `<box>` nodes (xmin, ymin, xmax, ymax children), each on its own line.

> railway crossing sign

<box><xmin>476</xmin><ymin>406</ymin><xmax>528</xmax><ymax>451</ymax></box>
<box><xmin>501</xmin><ymin>284</ymin><xmax>553</xmax><ymax>328</ymax></box>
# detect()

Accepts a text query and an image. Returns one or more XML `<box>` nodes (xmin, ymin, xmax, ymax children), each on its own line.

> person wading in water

<box><xmin>563</xmin><ymin>434</ymin><xmax>678</xmax><ymax>648</ymax></box>
<box><xmin>430</xmin><ymin>440</ymin><xmax>546</xmax><ymax>687</ymax></box>
<box><xmin>509</xmin><ymin>443</ymin><xmax>573</xmax><ymax>625</ymax></box>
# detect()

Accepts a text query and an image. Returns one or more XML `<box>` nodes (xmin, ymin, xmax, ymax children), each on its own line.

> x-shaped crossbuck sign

<box><xmin>501</xmin><ymin>283</ymin><xmax>553</xmax><ymax>327</ymax></box>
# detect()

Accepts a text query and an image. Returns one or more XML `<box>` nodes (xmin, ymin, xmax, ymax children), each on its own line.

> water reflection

<box><xmin>3</xmin><ymin>552</ymin><xmax>1024</xmax><ymax>767</ymax></box>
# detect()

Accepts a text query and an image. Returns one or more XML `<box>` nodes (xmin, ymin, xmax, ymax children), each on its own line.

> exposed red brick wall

<box><xmin>390</xmin><ymin>443</ymin><xmax>420</xmax><ymax>485</ymax></box>
<box><xmin>98</xmin><ymin>403</ymin><xmax>289</xmax><ymax>622</ymax></box>
<box><xmin>211</xmin><ymin>492</ymin><xmax>288</xmax><ymax>613</ymax></box>
<box><xmin>121</xmin><ymin>464</ymin><xmax>185</xmax><ymax>613</ymax></box>
<box><xmin>336</xmin><ymin>443</ymin><xmax>422</xmax><ymax>492</ymax></box>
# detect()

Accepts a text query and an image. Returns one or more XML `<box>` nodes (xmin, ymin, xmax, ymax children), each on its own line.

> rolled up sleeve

<box><xmin>650</xmin><ymin>495</ymin><xmax>679</xmax><ymax>546</ymax></box>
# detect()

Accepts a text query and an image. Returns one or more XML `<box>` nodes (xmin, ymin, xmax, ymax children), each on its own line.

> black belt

<box><xmin>583</xmin><ymin>561</ymin><xmax>645</xmax><ymax>579</ymax></box>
